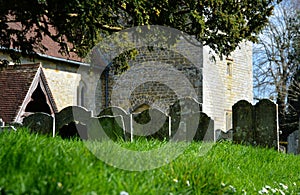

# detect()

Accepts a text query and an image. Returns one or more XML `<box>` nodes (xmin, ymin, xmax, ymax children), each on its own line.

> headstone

<box><xmin>131</xmin><ymin>108</ymin><xmax>170</xmax><ymax>140</ymax></box>
<box><xmin>0</xmin><ymin>126</ymin><xmax>17</xmax><ymax>133</ymax></box>
<box><xmin>288</xmin><ymin>130</ymin><xmax>299</xmax><ymax>154</ymax></box>
<box><xmin>169</xmin><ymin>97</ymin><xmax>202</xmax><ymax>141</ymax></box>
<box><xmin>55</xmin><ymin>106</ymin><xmax>91</xmax><ymax>139</ymax></box>
<box><xmin>23</xmin><ymin>113</ymin><xmax>53</xmax><ymax>135</ymax></box>
<box><xmin>0</xmin><ymin>118</ymin><xmax>4</xmax><ymax>133</ymax></box>
<box><xmin>0</xmin><ymin>118</ymin><xmax>4</xmax><ymax>127</ymax></box>
<box><xmin>279</xmin><ymin>145</ymin><xmax>286</xmax><ymax>153</ymax></box>
<box><xmin>215</xmin><ymin>129</ymin><xmax>222</xmax><ymax>141</ymax></box>
<box><xmin>232</xmin><ymin>100</ymin><xmax>254</xmax><ymax>145</ymax></box>
<box><xmin>98</xmin><ymin>106</ymin><xmax>130</xmax><ymax>141</ymax></box>
<box><xmin>87</xmin><ymin>115</ymin><xmax>125</xmax><ymax>141</ymax></box>
<box><xmin>254</xmin><ymin>99</ymin><xmax>279</xmax><ymax>149</ymax></box>
<box><xmin>195</xmin><ymin>112</ymin><xmax>214</xmax><ymax>141</ymax></box>
<box><xmin>216</xmin><ymin>129</ymin><xmax>233</xmax><ymax>141</ymax></box>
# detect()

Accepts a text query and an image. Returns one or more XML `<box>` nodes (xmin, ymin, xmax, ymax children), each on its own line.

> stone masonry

<box><xmin>202</xmin><ymin>42</ymin><xmax>253</xmax><ymax>132</ymax></box>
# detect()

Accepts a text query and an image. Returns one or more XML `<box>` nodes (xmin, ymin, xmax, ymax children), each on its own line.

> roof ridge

<box><xmin>0</xmin><ymin>63</ymin><xmax>40</xmax><ymax>72</ymax></box>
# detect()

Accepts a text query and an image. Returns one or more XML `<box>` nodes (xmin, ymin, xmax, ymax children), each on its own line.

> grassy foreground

<box><xmin>1</xmin><ymin>128</ymin><xmax>300</xmax><ymax>194</ymax></box>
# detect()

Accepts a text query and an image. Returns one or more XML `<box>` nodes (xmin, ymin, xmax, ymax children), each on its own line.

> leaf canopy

<box><xmin>0</xmin><ymin>0</ymin><xmax>279</xmax><ymax>58</ymax></box>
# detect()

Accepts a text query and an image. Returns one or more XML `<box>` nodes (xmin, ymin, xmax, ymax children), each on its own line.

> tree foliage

<box><xmin>253</xmin><ymin>0</ymin><xmax>300</xmax><ymax>138</ymax></box>
<box><xmin>287</xmin><ymin>11</ymin><xmax>300</xmax><ymax>117</ymax></box>
<box><xmin>288</xmin><ymin>10</ymin><xmax>300</xmax><ymax>114</ymax></box>
<box><xmin>289</xmin><ymin>71</ymin><xmax>300</xmax><ymax>114</ymax></box>
<box><xmin>289</xmin><ymin>12</ymin><xmax>300</xmax><ymax>69</ymax></box>
<box><xmin>253</xmin><ymin>0</ymin><xmax>299</xmax><ymax>104</ymax></box>
<box><xmin>0</xmin><ymin>0</ymin><xmax>279</xmax><ymax>59</ymax></box>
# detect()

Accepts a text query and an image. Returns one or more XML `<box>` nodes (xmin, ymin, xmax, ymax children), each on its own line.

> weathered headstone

<box><xmin>232</xmin><ymin>100</ymin><xmax>254</xmax><ymax>145</ymax></box>
<box><xmin>55</xmin><ymin>106</ymin><xmax>91</xmax><ymax>139</ymax></box>
<box><xmin>254</xmin><ymin>99</ymin><xmax>278</xmax><ymax>149</ymax></box>
<box><xmin>195</xmin><ymin>112</ymin><xmax>214</xmax><ymax>141</ymax></box>
<box><xmin>87</xmin><ymin>115</ymin><xmax>125</xmax><ymax>141</ymax></box>
<box><xmin>215</xmin><ymin>129</ymin><xmax>222</xmax><ymax>141</ymax></box>
<box><xmin>0</xmin><ymin>118</ymin><xmax>4</xmax><ymax>127</ymax></box>
<box><xmin>98</xmin><ymin>106</ymin><xmax>130</xmax><ymax>141</ymax></box>
<box><xmin>216</xmin><ymin>129</ymin><xmax>233</xmax><ymax>141</ymax></box>
<box><xmin>288</xmin><ymin>130</ymin><xmax>299</xmax><ymax>154</ymax></box>
<box><xmin>131</xmin><ymin>108</ymin><xmax>170</xmax><ymax>140</ymax></box>
<box><xmin>232</xmin><ymin>99</ymin><xmax>279</xmax><ymax>150</ymax></box>
<box><xmin>23</xmin><ymin>113</ymin><xmax>53</xmax><ymax>135</ymax></box>
<box><xmin>0</xmin><ymin>118</ymin><xmax>4</xmax><ymax>133</ymax></box>
<box><xmin>0</xmin><ymin>126</ymin><xmax>17</xmax><ymax>132</ymax></box>
<box><xmin>169</xmin><ymin>97</ymin><xmax>202</xmax><ymax>141</ymax></box>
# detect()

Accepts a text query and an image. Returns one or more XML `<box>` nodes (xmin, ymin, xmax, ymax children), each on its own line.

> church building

<box><xmin>0</xmin><ymin>31</ymin><xmax>253</xmax><ymax>134</ymax></box>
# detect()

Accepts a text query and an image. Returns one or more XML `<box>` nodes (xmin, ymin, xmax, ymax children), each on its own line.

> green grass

<box><xmin>1</xmin><ymin>128</ymin><xmax>300</xmax><ymax>194</ymax></box>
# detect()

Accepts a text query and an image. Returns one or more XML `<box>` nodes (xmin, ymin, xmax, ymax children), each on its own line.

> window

<box><xmin>226</xmin><ymin>61</ymin><xmax>233</xmax><ymax>76</ymax></box>
<box><xmin>80</xmin><ymin>87</ymin><xmax>85</xmax><ymax>107</ymax></box>
<box><xmin>226</xmin><ymin>58</ymin><xmax>233</xmax><ymax>76</ymax></box>
<box><xmin>77</xmin><ymin>80</ymin><xmax>87</xmax><ymax>107</ymax></box>
<box><xmin>226</xmin><ymin>111</ymin><xmax>232</xmax><ymax>131</ymax></box>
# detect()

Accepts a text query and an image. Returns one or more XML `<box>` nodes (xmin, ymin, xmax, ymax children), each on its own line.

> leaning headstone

<box><xmin>254</xmin><ymin>99</ymin><xmax>279</xmax><ymax>149</ymax></box>
<box><xmin>131</xmin><ymin>108</ymin><xmax>170</xmax><ymax>140</ymax></box>
<box><xmin>232</xmin><ymin>100</ymin><xmax>254</xmax><ymax>145</ymax></box>
<box><xmin>288</xmin><ymin>130</ymin><xmax>299</xmax><ymax>154</ymax></box>
<box><xmin>55</xmin><ymin>106</ymin><xmax>91</xmax><ymax>139</ymax></box>
<box><xmin>87</xmin><ymin>115</ymin><xmax>125</xmax><ymax>141</ymax></box>
<box><xmin>194</xmin><ymin>112</ymin><xmax>214</xmax><ymax>141</ymax></box>
<box><xmin>98</xmin><ymin>106</ymin><xmax>130</xmax><ymax>141</ymax></box>
<box><xmin>169</xmin><ymin>97</ymin><xmax>201</xmax><ymax>141</ymax></box>
<box><xmin>23</xmin><ymin>113</ymin><xmax>53</xmax><ymax>135</ymax></box>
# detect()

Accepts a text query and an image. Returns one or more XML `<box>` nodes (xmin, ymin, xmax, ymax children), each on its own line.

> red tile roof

<box><xmin>7</xmin><ymin>19</ymin><xmax>82</xmax><ymax>62</ymax></box>
<box><xmin>0</xmin><ymin>63</ymin><xmax>57</xmax><ymax>123</ymax></box>
<box><xmin>40</xmin><ymin>34</ymin><xmax>82</xmax><ymax>62</ymax></box>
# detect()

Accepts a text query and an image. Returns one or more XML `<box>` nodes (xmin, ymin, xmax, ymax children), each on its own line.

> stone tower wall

<box><xmin>202</xmin><ymin>41</ymin><xmax>253</xmax><ymax>132</ymax></box>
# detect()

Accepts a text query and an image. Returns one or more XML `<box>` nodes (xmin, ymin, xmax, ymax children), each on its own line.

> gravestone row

<box><xmin>21</xmin><ymin>98</ymin><xmax>280</xmax><ymax>151</ymax></box>
<box><xmin>22</xmin><ymin>97</ymin><xmax>215</xmax><ymax>142</ymax></box>
<box><xmin>23</xmin><ymin>106</ymin><xmax>125</xmax><ymax>141</ymax></box>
